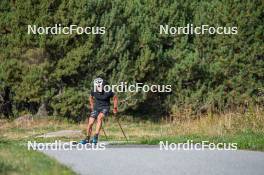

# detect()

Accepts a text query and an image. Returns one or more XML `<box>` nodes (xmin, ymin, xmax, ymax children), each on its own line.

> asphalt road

<box><xmin>41</xmin><ymin>144</ymin><xmax>264</xmax><ymax>175</ymax></box>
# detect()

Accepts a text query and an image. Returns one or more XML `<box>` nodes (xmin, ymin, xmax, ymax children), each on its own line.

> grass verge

<box><xmin>139</xmin><ymin>131</ymin><xmax>264</xmax><ymax>151</ymax></box>
<box><xmin>0</xmin><ymin>139</ymin><xmax>75</xmax><ymax>175</ymax></box>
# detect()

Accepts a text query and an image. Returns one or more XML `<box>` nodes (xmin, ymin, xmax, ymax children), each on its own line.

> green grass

<box><xmin>0</xmin><ymin>139</ymin><xmax>76</xmax><ymax>175</ymax></box>
<box><xmin>139</xmin><ymin>131</ymin><xmax>264</xmax><ymax>151</ymax></box>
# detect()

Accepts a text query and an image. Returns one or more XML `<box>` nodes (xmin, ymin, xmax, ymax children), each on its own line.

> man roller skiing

<box><xmin>80</xmin><ymin>78</ymin><xmax>118</xmax><ymax>144</ymax></box>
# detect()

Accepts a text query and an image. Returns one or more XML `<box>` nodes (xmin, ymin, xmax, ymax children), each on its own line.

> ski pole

<box><xmin>115</xmin><ymin>113</ymin><xmax>128</xmax><ymax>142</ymax></box>
<box><xmin>101</xmin><ymin>124</ymin><xmax>108</xmax><ymax>140</ymax></box>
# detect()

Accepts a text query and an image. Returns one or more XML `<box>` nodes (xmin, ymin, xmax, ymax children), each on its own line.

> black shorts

<box><xmin>90</xmin><ymin>108</ymin><xmax>110</xmax><ymax>119</ymax></box>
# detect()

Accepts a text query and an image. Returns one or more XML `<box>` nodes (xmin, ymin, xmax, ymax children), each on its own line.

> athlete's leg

<box><xmin>85</xmin><ymin>110</ymin><xmax>98</xmax><ymax>141</ymax></box>
<box><xmin>92</xmin><ymin>109</ymin><xmax>109</xmax><ymax>143</ymax></box>
<box><xmin>95</xmin><ymin>112</ymin><xmax>104</xmax><ymax>135</ymax></box>
<box><xmin>86</xmin><ymin>117</ymin><xmax>96</xmax><ymax>139</ymax></box>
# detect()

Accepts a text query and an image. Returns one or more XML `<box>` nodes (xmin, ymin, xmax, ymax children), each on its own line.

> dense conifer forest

<box><xmin>0</xmin><ymin>0</ymin><xmax>263</xmax><ymax>119</ymax></box>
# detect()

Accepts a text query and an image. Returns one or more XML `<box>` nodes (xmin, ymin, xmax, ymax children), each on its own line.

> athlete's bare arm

<box><xmin>89</xmin><ymin>95</ymin><xmax>94</xmax><ymax>111</ymax></box>
<box><xmin>113</xmin><ymin>95</ymin><xmax>118</xmax><ymax>113</ymax></box>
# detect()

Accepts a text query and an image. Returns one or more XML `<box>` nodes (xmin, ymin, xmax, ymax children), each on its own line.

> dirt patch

<box><xmin>36</xmin><ymin>130</ymin><xmax>83</xmax><ymax>138</ymax></box>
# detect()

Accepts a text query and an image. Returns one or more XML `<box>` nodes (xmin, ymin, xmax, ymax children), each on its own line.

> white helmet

<box><xmin>93</xmin><ymin>77</ymin><xmax>104</xmax><ymax>86</ymax></box>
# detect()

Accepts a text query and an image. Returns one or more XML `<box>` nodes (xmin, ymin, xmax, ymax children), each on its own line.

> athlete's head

<box><xmin>93</xmin><ymin>77</ymin><xmax>104</xmax><ymax>92</ymax></box>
